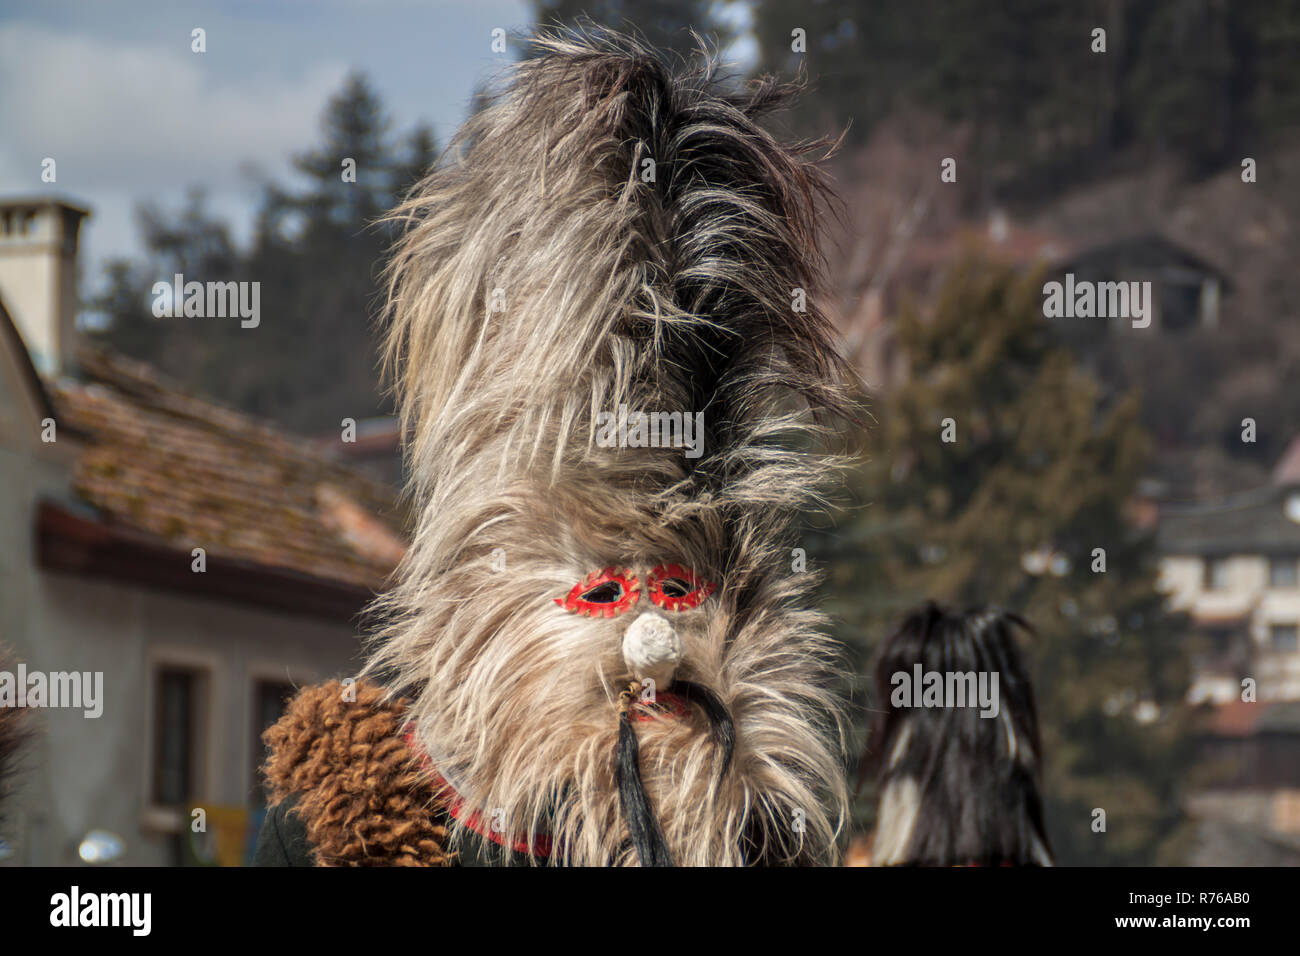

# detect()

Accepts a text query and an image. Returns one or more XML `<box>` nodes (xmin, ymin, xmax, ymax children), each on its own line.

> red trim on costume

<box><xmin>647</xmin><ymin>563</ymin><xmax>715</xmax><ymax>611</ymax></box>
<box><xmin>402</xmin><ymin>724</ymin><xmax>553</xmax><ymax>859</ymax></box>
<box><xmin>630</xmin><ymin>689</ymin><xmax>692</xmax><ymax>722</ymax></box>
<box><xmin>555</xmin><ymin>566</ymin><xmax>641</xmax><ymax>618</ymax></box>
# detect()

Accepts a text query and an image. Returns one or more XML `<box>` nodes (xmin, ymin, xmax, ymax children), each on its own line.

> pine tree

<box><xmin>278</xmin><ymin>72</ymin><xmax>394</xmax><ymax>229</ymax></box>
<box><xmin>750</xmin><ymin>0</ymin><xmax>1300</xmax><ymax>181</ymax></box>
<box><xmin>92</xmin><ymin>74</ymin><xmax>436</xmax><ymax>436</ymax></box>
<box><xmin>88</xmin><ymin>189</ymin><xmax>241</xmax><ymax>383</ymax></box>
<box><xmin>817</xmin><ymin>258</ymin><xmax>1193</xmax><ymax>864</ymax></box>
<box><xmin>532</xmin><ymin>0</ymin><xmax>732</xmax><ymax>60</ymax></box>
<box><xmin>389</xmin><ymin>123</ymin><xmax>438</xmax><ymax>202</ymax></box>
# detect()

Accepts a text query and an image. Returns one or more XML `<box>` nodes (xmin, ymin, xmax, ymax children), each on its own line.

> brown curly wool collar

<box><xmin>261</xmin><ymin>680</ymin><xmax>455</xmax><ymax>866</ymax></box>
<box><xmin>0</xmin><ymin>648</ymin><xmax>31</xmax><ymax>827</ymax></box>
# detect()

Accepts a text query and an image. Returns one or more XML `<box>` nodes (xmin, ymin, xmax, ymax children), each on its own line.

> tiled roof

<box><xmin>1199</xmin><ymin>699</ymin><xmax>1300</xmax><ymax>737</ymax></box>
<box><xmin>1157</xmin><ymin>484</ymin><xmax>1300</xmax><ymax>555</ymax></box>
<box><xmin>1057</xmin><ymin>232</ymin><xmax>1232</xmax><ymax>285</ymax></box>
<box><xmin>899</xmin><ymin>224</ymin><xmax>1072</xmax><ymax>273</ymax></box>
<box><xmin>1200</xmin><ymin>700</ymin><xmax>1261</xmax><ymax>737</ymax></box>
<box><xmin>46</xmin><ymin>347</ymin><xmax>408</xmax><ymax>593</ymax></box>
<box><xmin>1275</xmin><ymin>436</ymin><xmax>1300</xmax><ymax>486</ymax></box>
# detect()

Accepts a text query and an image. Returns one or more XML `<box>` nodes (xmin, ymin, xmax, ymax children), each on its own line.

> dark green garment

<box><xmin>252</xmin><ymin>799</ymin><xmax>314</xmax><ymax>867</ymax></box>
<box><xmin>251</xmin><ymin>795</ymin><xmax>540</xmax><ymax>867</ymax></box>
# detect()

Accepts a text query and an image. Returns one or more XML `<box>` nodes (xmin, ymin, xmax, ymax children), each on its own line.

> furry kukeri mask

<box><xmin>362</xmin><ymin>27</ymin><xmax>860</xmax><ymax>866</ymax></box>
<box><xmin>868</xmin><ymin>604</ymin><xmax>1054</xmax><ymax>867</ymax></box>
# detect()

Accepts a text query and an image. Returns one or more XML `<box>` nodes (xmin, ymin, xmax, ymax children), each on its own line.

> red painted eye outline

<box><xmin>555</xmin><ymin>567</ymin><xmax>640</xmax><ymax>617</ymax></box>
<box><xmin>647</xmin><ymin>564</ymin><xmax>715</xmax><ymax>611</ymax></box>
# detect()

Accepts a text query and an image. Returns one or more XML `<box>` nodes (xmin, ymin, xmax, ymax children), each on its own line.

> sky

<box><xmin>0</xmin><ymin>0</ymin><xmax>542</xmax><ymax>294</ymax></box>
<box><xmin>0</xmin><ymin>1</ymin><xmax>756</xmax><ymax>299</ymax></box>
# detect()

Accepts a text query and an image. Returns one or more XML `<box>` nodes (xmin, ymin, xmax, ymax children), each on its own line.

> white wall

<box><xmin>1</xmin><ymin>334</ymin><xmax>365</xmax><ymax>865</ymax></box>
<box><xmin>5</xmin><ymin>573</ymin><xmax>363</xmax><ymax>865</ymax></box>
<box><xmin>1158</xmin><ymin>553</ymin><xmax>1300</xmax><ymax>701</ymax></box>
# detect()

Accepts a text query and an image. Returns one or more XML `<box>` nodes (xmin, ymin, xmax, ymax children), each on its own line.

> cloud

<box><xmin>0</xmin><ymin>21</ymin><xmax>348</xmax><ymax>194</ymax></box>
<box><xmin>0</xmin><ymin>1</ymin><xmax>527</xmax><ymax>287</ymax></box>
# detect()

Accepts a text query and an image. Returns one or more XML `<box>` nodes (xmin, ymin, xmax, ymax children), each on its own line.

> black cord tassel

<box><xmin>615</xmin><ymin>687</ymin><xmax>674</xmax><ymax>867</ymax></box>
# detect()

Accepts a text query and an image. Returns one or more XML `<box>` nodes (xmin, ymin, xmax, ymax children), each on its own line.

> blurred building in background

<box><xmin>1159</xmin><ymin>482</ymin><xmax>1300</xmax><ymax>704</ymax></box>
<box><xmin>1157</xmin><ymin>466</ymin><xmax>1300</xmax><ymax>864</ymax></box>
<box><xmin>1183</xmin><ymin>699</ymin><xmax>1300</xmax><ymax>865</ymax></box>
<box><xmin>312</xmin><ymin>415</ymin><xmax>404</xmax><ymax>487</ymax></box>
<box><xmin>0</xmin><ymin>196</ymin><xmax>405</xmax><ymax>865</ymax></box>
<box><xmin>825</xmin><ymin>159</ymin><xmax>1296</xmax><ymax>862</ymax></box>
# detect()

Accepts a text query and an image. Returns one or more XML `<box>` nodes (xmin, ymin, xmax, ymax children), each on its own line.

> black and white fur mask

<box><xmin>868</xmin><ymin>603</ymin><xmax>1054</xmax><ymax>866</ymax></box>
<box><xmin>361</xmin><ymin>28</ymin><xmax>860</xmax><ymax>866</ymax></box>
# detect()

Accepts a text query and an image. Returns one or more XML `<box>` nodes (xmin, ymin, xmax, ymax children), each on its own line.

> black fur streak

<box><xmin>672</xmin><ymin>678</ymin><xmax>735</xmax><ymax>777</ymax></box>
<box><xmin>616</xmin><ymin>712</ymin><xmax>674</xmax><ymax>866</ymax></box>
<box><xmin>867</xmin><ymin>602</ymin><xmax>1053</xmax><ymax>866</ymax></box>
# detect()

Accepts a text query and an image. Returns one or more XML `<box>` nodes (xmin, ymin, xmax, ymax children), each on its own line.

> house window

<box><xmin>251</xmin><ymin>681</ymin><xmax>295</xmax><ymax>805</ymax></box>
<box><xmin>1270</xmin><ymin>557</ymin><xmax>1299</xmax><ymax>589</ymax></box>
<box><xmin>153</xmin><ymin>667</ymin><xmax>203</xmax><ymax>807</ymax></box>
<box><xmin>1199</xmin><ymin>278</ymin><xmax>1221</xmax><ymax>329</ymax></box>
<box><xmin>1204</xmin><ymin>557</ymin><xmax>1231</xmax><ymax>591</ymax></box>
<box><xmin>1271</xmin><ymin>624</ymin><xmax>1299</xmax><ymax>652</ymax></box>
<box><xmin>1159</xmin><ymin>280</ymin><xmax>1201</xmax><ymax>332</ymax></box>
<box><xmin>1204</xmin><ymin>628</ymin><xmax>1234</xmax><ymax>656</ymax></box>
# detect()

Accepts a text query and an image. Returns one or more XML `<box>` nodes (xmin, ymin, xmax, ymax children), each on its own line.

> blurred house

<box><xmin>0</xmin><ymin>197</ymin><xmax>406</xmax><ymax>865</ymax></box>
<box><xmin>836</xmin><ymin>216</ymin><xmax>1231</xmax><ymax>394</ymax></box>
<box><xmin>835</xmin><ymin>212</ymin><xmax>1072</xmax><ymax>391</ymax></box>
<box><xmin>1157</xmin><ymin>482</ymin><xmax>1300</xmax><ymax>704</ymax></box>
<box><xmin>312</xmin><ymin>415</ymin><xmax>404</xmax><ymax>487</ymax></box>
<box><xmin>1184</xmin><ymin>700</ymin><xmax>1300</xmax><ymax>865</ymax></box>
<box><xmin>1156</xmin><ymin>450</ymin><xmax>1300</xmax><ymax>864</ymax></box>
<box><xmin>1052</xmin><ymin>234</ymin><xmax>1231</xmax><ymax>334</ymax></box>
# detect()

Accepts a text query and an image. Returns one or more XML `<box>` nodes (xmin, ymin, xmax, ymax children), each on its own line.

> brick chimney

<box><xmin>0</xmin><ymin>197</ymin><xmax>90</xmax><ymax>376</ymax></box>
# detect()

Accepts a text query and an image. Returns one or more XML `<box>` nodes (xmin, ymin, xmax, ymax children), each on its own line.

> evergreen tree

<box><xmin>88</xmin><ymin>189</ymin><xmax>241</xmax><ymax>384</ymax></box>
<box><xmin>751</xmin><ymin>1</ymin><xmax>1103</xmax><ymax>159</ymax></box>
<box><xmin>817</xmin><ymin>259</ymin><xmax>1193</xmax><ymax>864</ymax></box>
<box><xmin>1126</xmin><ymin>0</ymin><xmax>1238</xmax><ymax>173</ymax></box>
<box><xmin>750</xmin><ymin>0</ymin><xmax>1300</xmax><ymax>181</ymax></box>
<box><xmin>1249</xmin><ymin>0</ymin><xmax>1300</xmax><ymax>136</ymax></box>
<box><xmin>532</xmin><ymin>0</ymin><xmax>732</xmax><ymax>60</ymax></box>
<box><xmin>91</xmin><ymin>74</ymin><xmax>437</xmax><ymax>436</ymax></box>
<box><xmin>390</xmin><ymin>123</ymin><xmax>438</xmax><ymax>201</ymax></box>
<box><xmin>276</xmin><ymin>72</ymin><xmax>395</xmax><ymax>228</ymax></box>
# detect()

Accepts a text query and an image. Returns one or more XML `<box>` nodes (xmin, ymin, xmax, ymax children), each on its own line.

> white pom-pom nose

<box><xmin>622</xmin><ymin>613</ymin><xmax>681</xmax><ymax>690</ymax></box>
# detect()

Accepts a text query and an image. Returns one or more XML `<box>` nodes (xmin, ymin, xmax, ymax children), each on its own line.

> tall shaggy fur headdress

<box><xmin>363</xmin><ymin>27</ymin><xmax>859</xmax><ymax>866</ymax></box>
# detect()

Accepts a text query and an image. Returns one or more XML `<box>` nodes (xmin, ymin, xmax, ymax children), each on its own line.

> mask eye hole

<box><xmin>660</xmin><ymin>578</ymin><xmax>691</xmax><ymax>599</ymax></box>
<box><xmin>582</xmin><ymin>581</ymin><xmax>623</xmax><ymax>603</ymax></box>
<box><xmin>556</xmin><ymin>568</ymin><xmax>640</xmax><ymax>617</ymax></box>
<box><xmin>648</xmin><ymin>564</ymin><xmax>715</xmax><ymax>611</ymax></box>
